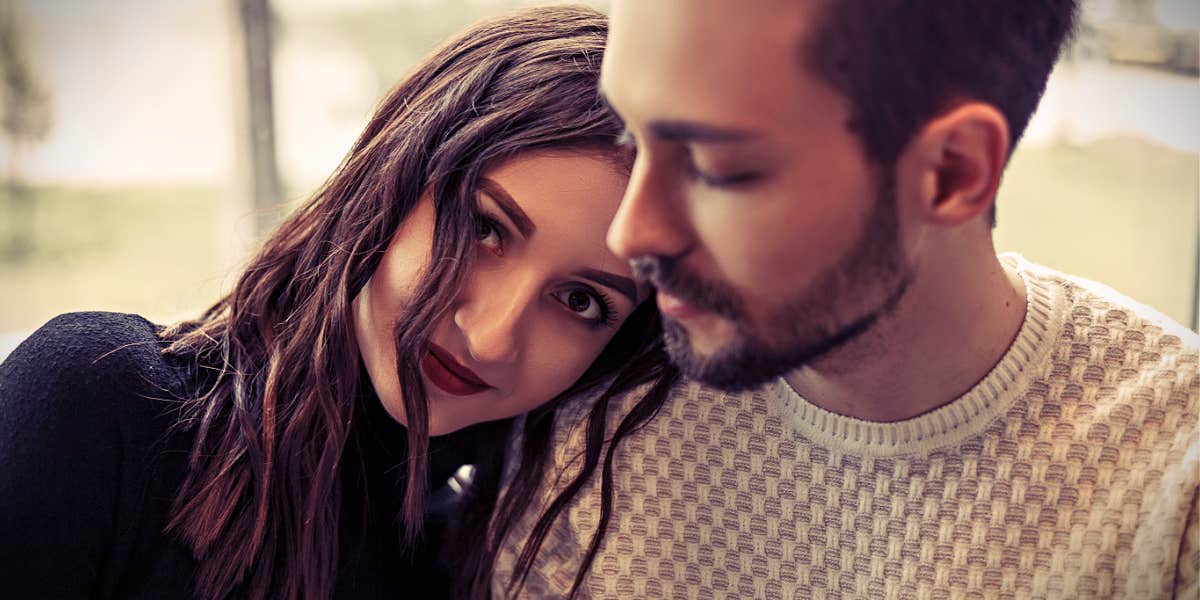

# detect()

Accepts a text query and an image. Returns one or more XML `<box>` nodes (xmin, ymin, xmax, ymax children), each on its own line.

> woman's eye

<box><xmin>566</xmin><ymin>290</ymin><xmax>599</xmax><ymax>318</ymax></box>
<box><xmin>553</xmin><ymin>288</ymin><xmax>615</xmax><ymax>327</ymax></box>
<box><xmin>475</xmin><ymin>216</ymin><xmax>503</xmax><ymax>254</ymax></box>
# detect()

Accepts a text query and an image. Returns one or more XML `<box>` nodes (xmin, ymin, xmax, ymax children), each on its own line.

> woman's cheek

<box><xmin>375</xmin><ymin>200</ymin><xmax>437</xmax><ymax>302</ymax></box>
<box><xmin>535</xmin><ymin>335</ymin><xmax>607</xmax><ymax>399</ymax></box>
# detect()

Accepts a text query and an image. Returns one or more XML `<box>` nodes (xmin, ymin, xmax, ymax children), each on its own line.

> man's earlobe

<box><xmin>906</xmin><ymin>102</ymin><xmax>1009</xmax><ymax>227</ymax></box>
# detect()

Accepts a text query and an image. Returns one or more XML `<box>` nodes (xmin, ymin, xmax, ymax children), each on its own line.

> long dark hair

<box><xmin>454</xmin><ymin>298</ymin><xmax>680</xmax><ymax>599</ymax></box>
<box><xmin>158</xmin><ymin>6</ymin><xmax>671</xmax><ymax>599</ymax></box>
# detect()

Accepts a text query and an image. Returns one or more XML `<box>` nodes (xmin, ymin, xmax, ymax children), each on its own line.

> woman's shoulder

<box><xmin>0</xmin><ymin>311</ymin><xmax>187</xmax><ymax>435</ymax></box>
<box><xmin>8</xmin><ymin>310</ymin><xmax>164</xmax><ymax>365</ymax></box>
<box><xmin>0</xmin><ymin>313</ymin><xmax>197</xmax><ymax>596</ymax></box>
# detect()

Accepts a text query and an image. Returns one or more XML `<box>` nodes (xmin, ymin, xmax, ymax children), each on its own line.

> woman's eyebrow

<box><xmin>575</xmin><ymin>267</ymin><xmax>637</xmax><ymax>305</ymax></box>
<box><xmin>478</xmin><ymin>178</ymin><xmax>535</xmax><ymax>239</ymax></box>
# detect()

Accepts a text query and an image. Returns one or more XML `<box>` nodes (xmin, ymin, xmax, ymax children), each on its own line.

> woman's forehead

<box><xmin>480</xmin><ymin>151</ymin><xmax>650</xmax><ymax>302</ymax></box>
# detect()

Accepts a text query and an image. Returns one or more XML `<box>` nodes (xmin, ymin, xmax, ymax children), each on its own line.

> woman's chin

<box><xmin>426</xmin><ymin>411</ymin><xmax>477</xmax><ymax>437</ymax></box>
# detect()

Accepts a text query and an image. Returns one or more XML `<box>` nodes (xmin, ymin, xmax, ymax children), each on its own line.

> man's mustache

<box><xmin>630</xmin><ymin>255</ymin><xmax>741</xmax><ymax>320</ymax></box>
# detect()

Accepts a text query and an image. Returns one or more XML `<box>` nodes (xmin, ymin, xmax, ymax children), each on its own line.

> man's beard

<box><xmin>633</xmin><ymin>177</ymin><xmax>913</xmax><ymax>392</ymax></box>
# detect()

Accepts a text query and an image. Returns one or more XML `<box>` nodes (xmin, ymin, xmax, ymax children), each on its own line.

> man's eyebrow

<box><xmin>648</xmin><ymin>120</ymin><xmax>755</xmax><ymax>143</ymax></box>
<box><xmin>575</xmin><ymin>267</ymin><xmax>638</xmax><ymax>305</ymax></box>
<box><xmin>599</xmin><ymin>83</ymin><xmax>752</xmax><ymax>144</ymax></box>
<box><xmin>478</xmin><ymin>178</ymin><xmax>535</xmax><ymax>239</ymax></box>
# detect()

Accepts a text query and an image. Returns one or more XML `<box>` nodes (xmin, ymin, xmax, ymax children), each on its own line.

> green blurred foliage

<box><xmin>996</xmin><ymin>136</ymin><xmax>1198</xmax><ymax>327</ymax></box>
<box><xmin>0</xmin><ymin>186</ymin><xmax>224</xmax><ymax>330</ymax></box>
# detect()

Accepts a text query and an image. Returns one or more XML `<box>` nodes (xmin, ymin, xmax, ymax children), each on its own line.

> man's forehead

<box><xmin>602</xmin><ymin>0</ymin><xmax>812</xmax><ymax>126</ymax></box>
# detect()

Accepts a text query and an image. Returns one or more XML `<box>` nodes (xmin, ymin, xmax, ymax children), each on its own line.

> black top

<box><xmin>0</xmin><ymin>312</ymin><xmax>477</xmax><ymax>599</ymax></box>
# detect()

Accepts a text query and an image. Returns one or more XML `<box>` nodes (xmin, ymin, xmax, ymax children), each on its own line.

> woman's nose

<box><xmin>453</xmin><ymin>271</ymin><xmax>538</xmax><ymax>366</ymax></box>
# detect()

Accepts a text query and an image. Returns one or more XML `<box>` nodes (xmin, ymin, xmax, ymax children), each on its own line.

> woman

<box><xmin>0</xmin><ymin>6</ymin><xmax>674</xmax><ymax>599</ymax></box>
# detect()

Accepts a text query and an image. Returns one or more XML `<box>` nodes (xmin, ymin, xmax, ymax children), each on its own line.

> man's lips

<box><xmin>422</xmin><ymin>343</ymin><xmax>491</xmax><ymax>396</ymax></box>
<box><xmin>657</xmin><ymin>289</ymin><xmax>708</xmax><ymax>320</ymax></box>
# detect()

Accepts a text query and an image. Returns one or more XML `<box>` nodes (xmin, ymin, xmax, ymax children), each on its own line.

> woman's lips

<box><xmin>422</xmin><ymin>343</ymin><xmax>491</xmax><ymax>396</ymax></box>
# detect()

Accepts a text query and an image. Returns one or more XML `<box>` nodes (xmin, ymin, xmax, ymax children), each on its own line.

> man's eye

<box><xmin>691</xmin><ymin>169</ymin><xmax>761</xmax><ymax>188</ymax></box>
<box><xmin>685</xmin><ymin>161</ymin><xmax>760</xmax><ymax>188</ymax></box>
<box><xmin>681</xmin><ymin>151</ymin><xmax>759</xmax><ymax>189</ymax></box>
<box><xmin>475</xmin><ymin>216</ymin><xmax>503</xmax><ymax>255</ymax></box>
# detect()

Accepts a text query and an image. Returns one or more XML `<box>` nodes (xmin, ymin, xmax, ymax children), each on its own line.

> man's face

<box><xmin>603</xmin><ymin>0</ymin><xmax>912</xmax><ymax>390</ymax></box>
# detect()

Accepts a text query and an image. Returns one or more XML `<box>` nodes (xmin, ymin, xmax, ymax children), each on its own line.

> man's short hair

<box><xmin>805</xmin><ymin>1</ymin><xmax>1079</xmax><ymax>223</ymax></box>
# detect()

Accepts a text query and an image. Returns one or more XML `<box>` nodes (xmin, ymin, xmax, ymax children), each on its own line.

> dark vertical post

<box><xmin>236</xmin><ymin>0</ymin><xmax>282</xmax><ymax>235</ymax></box>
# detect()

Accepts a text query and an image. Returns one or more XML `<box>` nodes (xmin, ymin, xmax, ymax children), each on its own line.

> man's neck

<box><xmin>784</xmin><ymin>244</ymin><xmax>1027</xmax><ymax>423</ymax></box>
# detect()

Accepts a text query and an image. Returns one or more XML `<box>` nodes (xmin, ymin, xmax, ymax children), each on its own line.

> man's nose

<box><xmin>607</xmin><ymin>153</ymin><xmax>693</xmax><ymax>262</ymax></box>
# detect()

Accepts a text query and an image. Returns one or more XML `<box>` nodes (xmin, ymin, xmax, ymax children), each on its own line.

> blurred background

<box><xmin>0</xmin><ymin>0</ymin><xmax>1197</xmax><ymax>360</ymax></box>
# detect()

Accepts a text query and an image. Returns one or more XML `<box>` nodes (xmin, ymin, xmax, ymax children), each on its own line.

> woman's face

<box><xmin>353</xmin><ymin>150</ymin><xmax>646</xmax><ymax>435</ymax></box>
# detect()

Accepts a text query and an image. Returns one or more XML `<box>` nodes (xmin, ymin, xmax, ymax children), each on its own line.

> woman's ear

<box><xmin>897</xmin><ymin>101</ymin><xmax>1010</xmax><ymax>227</ymax></box>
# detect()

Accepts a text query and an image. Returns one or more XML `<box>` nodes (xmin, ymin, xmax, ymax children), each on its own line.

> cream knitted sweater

<box><xmin>494</xmin><ymin>256</ymin><xmax>1200</xmax><ymax>599</ymax></box>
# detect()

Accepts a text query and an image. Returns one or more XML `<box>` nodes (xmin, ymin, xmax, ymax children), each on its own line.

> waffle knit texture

<box><xmin>494</xmin><ymin>255</ymin><xmax>1200</xmax><ymax>599</ymax></box>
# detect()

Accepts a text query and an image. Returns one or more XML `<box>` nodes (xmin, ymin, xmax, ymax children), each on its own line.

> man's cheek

<box><xmin>705</xmin><ymin>226</ymin><xmax>797</xmax><ymax>293</ymax></box>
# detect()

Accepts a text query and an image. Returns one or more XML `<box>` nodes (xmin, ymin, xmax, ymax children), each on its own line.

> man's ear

<box><xmin>897</xmin><ymin>101</ymin><xmax>1010</xmax><ymax>227</ymax></box>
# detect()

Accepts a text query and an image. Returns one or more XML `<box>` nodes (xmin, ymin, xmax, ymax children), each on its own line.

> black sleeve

<box><xmin>0</xmin><ymin>312</ymin><xmax>170</xmax><ymax>598</ymax></box>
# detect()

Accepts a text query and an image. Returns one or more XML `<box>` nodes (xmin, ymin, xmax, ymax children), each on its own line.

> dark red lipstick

<box><xmin>422</xmin><ymin>343</ymin><xmax>491</xmax><ymax>396</ymax></box>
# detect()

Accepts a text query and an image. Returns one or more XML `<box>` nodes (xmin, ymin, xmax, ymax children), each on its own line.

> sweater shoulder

<box><xmin>9</xmin><ymin>310</ymin><xmax>167</xmax><ymax>370</ymax></box>
<box><xmin>0</xmin><ymin>313</ymin><xmax>194</xmax><ymax>597</ymax></box>
<box><xmin>1037</xmin><ymin>265</ymin><xmax>1199</xmax><ymax>385</ymax></box>
<box><xmin>0</xmin><ymin>311</ymin><xmax>187</xmax><ymax>447</ymax></box>
<box><xmin>1020</xmin><ymin>259</ymin><xmax>1196</xmax><ymax>343</ymax></box>
<box><xmin>1024</xmin><ymin>263</ymin><xmax>1199</xmax><ymax>460</ymax></box>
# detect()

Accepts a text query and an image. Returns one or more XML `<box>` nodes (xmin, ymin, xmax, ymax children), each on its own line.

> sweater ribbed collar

<box><xmin>771</xmin><ymin>253</ymin><xmax>1063</xmax><ymax>457</ymax></box>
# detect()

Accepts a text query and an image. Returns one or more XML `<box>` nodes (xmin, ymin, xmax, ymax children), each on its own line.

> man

<box><xmin>495</xmin><ymin>1</ymin><xmax>1199</xmax><ymax>597</ymax></box>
